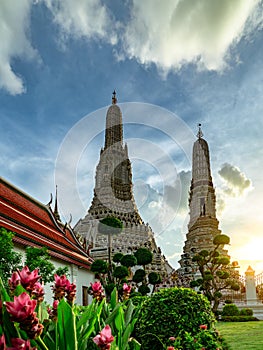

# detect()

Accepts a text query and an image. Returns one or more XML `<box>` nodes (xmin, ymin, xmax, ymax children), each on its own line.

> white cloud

<box><xmin>0</xmin><ymin>0</ymin><xmax>37</xmax><ymax>95</ymax></box>
<box><xmin>122</xmin><ymin>0</ymin><xmax>261</xmax><ymax>72</ymax></box>
<box><xmin>218</xmin><ymin>162</ymin><xmax>252</xmax><ymax>196</ymax></box>
<box><xmin>44</xmin><ymin>0</ymin><xmax>117</xmax><ymax>44</ymax></box>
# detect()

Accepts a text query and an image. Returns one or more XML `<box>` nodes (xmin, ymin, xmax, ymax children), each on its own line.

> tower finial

<box><xmin>54</xmin><ymin>185</ymin><xmax>61</xmax><ymax>222</ymax></box>
<box><xmin>112</xmin><ymin>90</ymin><xmax>117</xmax><ymax>104</ymax></box>
<box><xmin>197</xmin><ymin>123</ymin><xmax>203</xmax><ymax>139</ymax></box>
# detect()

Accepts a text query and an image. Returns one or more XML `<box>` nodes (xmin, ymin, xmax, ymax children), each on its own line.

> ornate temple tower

<box><xmin>74</xmin><ymin>92</ymin><xmax>167</xmax><ymax>277</ymax></box>
<box><xmin>178</xmin><ymin>125</ymin><xmax>224</xmax><ymax>276</ymax></box>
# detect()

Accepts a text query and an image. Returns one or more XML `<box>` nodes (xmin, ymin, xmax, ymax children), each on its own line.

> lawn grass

<box><xmin>217</xmin><ymin>321</ymin><xmax>263</xmax><ymax>350</ymax></box>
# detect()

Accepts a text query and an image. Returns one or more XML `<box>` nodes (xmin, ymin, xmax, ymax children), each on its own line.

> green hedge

<box><xmin>220</xmin><ymin>316</ymin><xmax>259</xmax><ymax>322</ymax></box>
<box><xmin>134</xmin><ymin>287</ymin><xmax>218</xmax><ymax>350</ymax></box>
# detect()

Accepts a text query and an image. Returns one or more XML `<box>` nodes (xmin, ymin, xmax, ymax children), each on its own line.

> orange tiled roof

<box><xmin>0</xmin><ymin>177</ymin><xmax>93</xmax><ymax>269</ymax></box>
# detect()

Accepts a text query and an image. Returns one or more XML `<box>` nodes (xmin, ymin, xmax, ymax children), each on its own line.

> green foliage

<box><xmin>213</xmin><ymin>234</ymin><xmax>230</xmax><ymax>246</ymax></box>
<box><xmin>121</xmin><ymin>254</ymin><xmax>137</xmax><ymax>267</ymax></box>
<box><xmin>222</xmin><ymin>304</ymin><xmax>239</xmax><ymax>316</ymax></box>
<box><xmin>132</xmin><ymin>269</ymin><xmax>146</xmax><ymax>283</ymax></box>
<box><xmin>169</xmin><ymin>328</ymin><xmax>227</xmax><ymax>350</ymax></box>
<box><xmin>98</xmin><ymin>216</ymin><xmax>123</xmax><ymax>235</ymax></box>
<box><xmin>148</xmin><ymin>272</ymin><xmax>161</xmax><ymax>285</ymax></box>
<box><xmin>134</xmin><ymin>248</ymin><xmax>153</xmax><ymax>267</ymax></box>
<box><xmin>55</xmin><ymin>266</ymin><xmax>69</xmax><ymax>277</ymax></box>
<box><xmin>220</xmin><ymin>316</ymin><xmax>258</xmax><ymax>322</ymax></box>
<box><xmin>191</xmin><ymin>234</ymin><xmax>240</xmax><ymax>312</ymax></box>
<box><xmin>0</xmin><ymin>272</ymin><xmax>141</xmax><ymax>350</ymax></box>
<box><xmin>25</xmin><ymin>246</ymin><xmax>55</xmax><ymax>284</ymax></box>
<box><xmin>240</xmin><ymin>308</ymin><xmax>253</xmax><ymax>316</ymax></box>
<box><xmin>113</xmin><ymin>266</ymin><xmax>129</xmax><ymax>280</ymax></box>
<box><xmin>137</xmin><ymin>285</ymin><xmax>150</xmax><ymax>296</ymax></box>
<box><xmin>0</xmin><ymin>227</ymin><xmax>22</xmax><ymax>285</ymax></box>
<box><xmin>134</xmin><ymin>287</ymin><xmax>217</xmax><ymax>350</ymax></box>
<box><xmin>91</xmin><ymin>259</ymin><xmax>108</xmax><ymax>274</ymax></box>
<box><xmin>113</xmin><ymin>253</ymin><xmax>123</xmax><ymax>263</ymax></box>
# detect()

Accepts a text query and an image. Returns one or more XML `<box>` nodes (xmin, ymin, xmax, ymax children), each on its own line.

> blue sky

<box><xmin>1</xmin><ymin>0</ymin><xmax>263</xmax><ymax>274</ymax></box>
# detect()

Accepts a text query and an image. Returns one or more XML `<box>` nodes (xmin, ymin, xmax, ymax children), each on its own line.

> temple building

<box><xmin>0</xmin><ymin>177</ymin><xmax>94</xmax><ymax>305</ymax></box>
<box><xmin>178</xmin><ymin>124</ymin><xmax>227</xmax><ymax>277</ymax></box>
<box><xmin>74</xmin><ymin>92</ymin><xmax>168</xmax><ymax>277</ymax></box>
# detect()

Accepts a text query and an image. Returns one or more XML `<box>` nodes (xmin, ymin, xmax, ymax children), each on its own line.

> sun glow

<box><xmin>231</xmin><ymin>237</ymin><xmax>263</xmax><ymax>275</ymax></box>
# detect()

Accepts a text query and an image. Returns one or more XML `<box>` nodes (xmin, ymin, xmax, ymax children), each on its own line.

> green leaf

<box><xmin>57</xmin><ymin>299</ymin><xmax>77</xmax><ymax>350</ymax></box>
<box><xmin>110</xmin><ymin>287</ymin><xmax>118</xmax><ymax>310</ymax></box>
<box><xmin>77</xmin><ymin>299</ymin><xmax>105</xmax><ymax>349</ymax></box>
<box><xmin>129</xmin><ymin>338</ymin><xmax>141</xmax><ymax>350</ymax></box>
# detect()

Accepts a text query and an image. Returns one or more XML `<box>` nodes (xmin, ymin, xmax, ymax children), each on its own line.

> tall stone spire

<box><xmin>74</xmin><ymin>92</ymin><xmax>168</xmax><ymax>278</ymax></box>
<box><xmin>178</xmin><ymin>125</ymin><xmax>224</xmax><ymax>277</ymax></box>
<box><xmin>104</xmin><ymin>91</ymin><xmax>123</xmax><ymax>149</ymax></box>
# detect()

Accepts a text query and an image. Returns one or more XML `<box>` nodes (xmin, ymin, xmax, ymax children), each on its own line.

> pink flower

<box><xmin>91</xmin><ymin>281</ymin><xmax>103</xmax><ymax>293</ymax></box>
<box><xmin>123</xmin><ymin>283</ymin><xmax>132</xmax><ymax>293</ymax></box>
<box><xmin>5</xmin><ymin>292</ymin><xmax>37</xmax><ymax>322</ymax></box>
<box><xmin>8</xmin><ymin>272</ymin><xmax>21</xmax><ymax>293</ymax></box>
<box><xmin>0</xmin><ymin>334</ymin><xmax>6</xmax><ymax>349</ymax></box>
<box><xmin>66</xmin><ymin>282</ymin><xmax>76</xmax><ymax>304</ymax></box>
<box><xmin>90</xmin><ymin>281</ymin><xmax>104</xmax><ymax>301</ymax></box>
<box><xmin>5</xmin><ymin>293</ymin><xmax>43</xmax><ymax>339</ymax></box>
<box><xmin>48</xmin><ymin>300</ymin><xmax>59</xmax><ymax>321</ymax></box>
<box><xmin>18</xmin><ymin>266</ymin><xmax>41</xmax><ymax>292</ymax></box>
<box><xmin>53</xmin><ymin>300</ymin><xmax>59</xmax><ymax>309</ymax></box>
<box><xmin>167</xmin><ymin>347</ymin><xmax>175</xmax><ymax>350</ymax></box>
<box><xmin>8</xmin><ymin>338</ymin><xmax>37</xmax><ymax>350</ymax></box>
<box><xmin>200</xmin><ymin>324</ymin><xmax>207</xmax><ymax>330</ymax></box>
<box><xmin>54</xmin><ymin>274</ymin><xmax>71</xmax><ymax>288</ymax></box>
<box><xmin>31</xmin><ymin>282</ymin><xmax>45</xmax><ymax>303</ymax></box>
<box><xmin>169</xmin><ymin>336</ymin><xmax>176</xmax><ymax>341</ymax></box>
<box><xmin>93</xmin><ymin>325</ymin><xmax>114</xmax><ymax>349</ymax></box>
<box><xmin>53</xmin><ymin>274</ymin><xmax>71</xmax><ymax>300</ymax></box>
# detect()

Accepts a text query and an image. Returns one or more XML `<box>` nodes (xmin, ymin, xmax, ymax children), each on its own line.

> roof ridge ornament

<box><xmin>112</xmin><ymin>90</ymin><xmax>117</xmax><ymax>104</ymax></box>
<box><xmin>197</xmin><ymin>123</ymin><xmax>203</xmax><ymax>139</ymax></box>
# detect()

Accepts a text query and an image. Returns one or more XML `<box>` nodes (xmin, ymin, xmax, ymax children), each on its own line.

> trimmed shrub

<box><xmin>222</xmin><ymin>303</ymin><xmax>239</xmax><ymax>316</ymax></box>
<box><xmin>240</xmin><ymin>308</ymin><xmax>253</xmax><ymax>316</ymax></box>
<box><xmin>134</xmin><ymin>287</ymin><xmax>217</xmax><ymax>350</ymax></box>
<box><xmin>221</xmin><ymin>316</ymin><xmax>258</xmax><ymax>322</ymax></box>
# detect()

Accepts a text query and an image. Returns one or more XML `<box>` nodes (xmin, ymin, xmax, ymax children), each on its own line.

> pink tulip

<box><xmin>93</xmin><ymin>325</ymin><xmax>114</xmax><ymax>349</ymax></box>
<box><xmin>5</xmin><ymin>292</ymin><xmax>37</xmax><ymax>322</ymax></box>
<box><xmin>169</xmin><ymin>336</ymin><xmax>176</xmax><ymax>341</ymax></box>
<box><xmin>18</xmin><ymin>266</ymin><xmax>41</xmax><ymax>292</ymax></box>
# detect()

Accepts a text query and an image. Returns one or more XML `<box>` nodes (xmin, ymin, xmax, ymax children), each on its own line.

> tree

<box><xmin>190</xmin><ymin>234</ymin><xmax>240</xmax><ymax>312</ymax></box>
<box><xmin>120</xmin><ymin>254</ymin><xmax>137</xmax><ymax>268</ymax></box>
<box><xmin>148</xmin><ymin>272</ymin><xmax>161</xmax><ymax>293</ymax></box>
<box><xmin>98</xmin><ymin>217</ymin><xmax>123</xmax><ymax>280</ymax></box>
<box><xmin>0</xmin><ymin>227</ymin><xmax>22</xmax><ymax>286</ymax></box>
<box><xmin>134</xmin><ymin>248</ymin><xmax>153</xmax><ymax>268</ymax></box>
<box><xmin>25</xmin><ymin>246</ymin><xmax>55</xmax><ymax>284</ymax></box>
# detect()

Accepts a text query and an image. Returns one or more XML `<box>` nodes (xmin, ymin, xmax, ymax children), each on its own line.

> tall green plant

<box><xmin>190</xmin><ymin>234</ymin><xmax>240</xmax><ymax>312</ymax></box>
